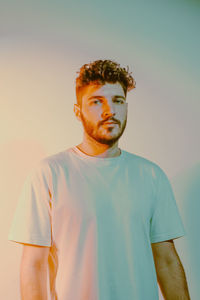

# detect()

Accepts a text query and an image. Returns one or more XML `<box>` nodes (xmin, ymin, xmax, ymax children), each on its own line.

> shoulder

<box><xmin>122</xmin><ymin>149</ymin><xmax>165</xmax><ymax>180</ymax></box>
<box><xmin>28</xmin><ymin>148</ymin><xmax>70</xmax><ymax>180</ymax></box>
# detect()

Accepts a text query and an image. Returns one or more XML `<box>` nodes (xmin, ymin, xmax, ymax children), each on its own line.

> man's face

<box><xmin>77</xmin><ymin>82</ymin><xmax>128</xmax><ymax>146</ymax></box>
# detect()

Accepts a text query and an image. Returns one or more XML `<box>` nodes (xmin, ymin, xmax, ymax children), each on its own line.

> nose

<box><xmin>102</xmin><ymin>102</ymin><xmax>116</xmax><ymax>119</ymax></box>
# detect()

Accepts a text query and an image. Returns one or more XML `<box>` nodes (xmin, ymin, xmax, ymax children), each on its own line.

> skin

<box><xmin>151</xmin><ymin>239</ymin><xmax>190</xmax><ymax>299</ymax></box>
<box><xmin>20</xmin><ymin>244</ymin><xmax>50</xmax><ymax>300</ymax></box>
<box><xmin>74</xmin><ymin>82</ymin><xmax>128</xmax><ymax>158</ymax></box>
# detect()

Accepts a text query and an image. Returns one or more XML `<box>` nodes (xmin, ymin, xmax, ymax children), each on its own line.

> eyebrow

<box><xmin>87</xmin><ymin>95</ymin><xmax>126</xmax><ymax>101</ymax></box>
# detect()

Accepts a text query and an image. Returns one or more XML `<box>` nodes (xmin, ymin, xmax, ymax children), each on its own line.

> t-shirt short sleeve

<box><xmin>150</xmin><ymin>166</ymin><xmax>186</xmax><ymax>243</ymax></box>
<box><xmin>8</xmin><ymin>161</ymin><xmax>52</xmax><ymax>246</ymax></box>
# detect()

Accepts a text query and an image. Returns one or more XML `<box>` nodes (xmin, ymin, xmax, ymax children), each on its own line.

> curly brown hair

<box><xmin>75</xmin><ymin>59</ymin><xmax>136</xmax><ymax>105</ymax></box>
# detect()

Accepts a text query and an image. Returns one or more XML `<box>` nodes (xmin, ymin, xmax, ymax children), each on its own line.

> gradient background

<box><xmin>1</xmin><ymin>0</ymin><xmax>200</xmax><ymax>299</ymax></box>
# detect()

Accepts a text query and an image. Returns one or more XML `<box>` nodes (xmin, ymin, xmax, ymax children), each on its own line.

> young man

<box><xmin>8</xmin><ymin>59</ymin><xmax>190</xmax><ymax>299</ymax></box>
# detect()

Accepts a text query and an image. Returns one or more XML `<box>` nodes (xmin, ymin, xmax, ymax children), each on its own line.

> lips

<box><xmin>103</xmin><ymin>122</ymin><xmax>118</xmax><ymax>126</ymax></box>
<box><xmin>103</xmin><ymin>120</ymin><xmax>118</xmax><ymax>124</ymax></box>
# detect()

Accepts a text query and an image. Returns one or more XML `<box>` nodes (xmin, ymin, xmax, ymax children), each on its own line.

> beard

<box><xmin>80</xmin><ymin>111</ymin><xmax>127</xmax><ymax>146</ymax></box>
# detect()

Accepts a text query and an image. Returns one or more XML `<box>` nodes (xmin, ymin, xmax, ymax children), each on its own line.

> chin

<box><xmin>94</xmin><ymin>135</ymin><xmax>121</xmax><ymax>145</ymax></box>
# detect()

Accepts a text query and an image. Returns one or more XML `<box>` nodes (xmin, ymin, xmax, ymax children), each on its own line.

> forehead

<box><xmin>83</xmin><ymin>82</ymin><xmax>125</xmax><ymax>98</ymax></box>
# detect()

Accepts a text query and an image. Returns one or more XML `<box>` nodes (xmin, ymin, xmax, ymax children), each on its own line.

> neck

<box><xmin>76</xmin><ymin>136</ymin><xmax>121</xmax><ymax>158</ymax></box>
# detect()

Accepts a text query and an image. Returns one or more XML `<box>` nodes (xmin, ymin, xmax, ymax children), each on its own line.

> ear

<box><xmin>74</xmin><ymin>104</ymin><xmax>81</xmax><ymax>121</ymax></box>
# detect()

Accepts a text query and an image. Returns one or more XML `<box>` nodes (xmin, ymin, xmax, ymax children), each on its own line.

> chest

<box><xmin>52</xmin><ymin>166</ymin><xmax>155</xmax><ymax>228</ymax></box>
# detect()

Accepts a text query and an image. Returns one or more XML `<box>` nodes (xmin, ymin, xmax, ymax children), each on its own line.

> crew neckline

<box><xmin>70</xmin><ymin>145</ymin><xmax>125</xmax><ymax>163</ymax></box>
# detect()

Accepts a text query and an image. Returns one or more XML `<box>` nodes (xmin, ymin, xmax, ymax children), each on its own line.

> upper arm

<box><xmin>150</xmin><ymin>167</ymin><xmax>185</xmax><ymax>244</ymax></box>
<box><xmin>21</xmin><ymin>243</ymin><xmax>50</xmax><ymax>269</ymax></box>
<box><xmin>151</xmin><ymin>239</ymin><xmax>180</xmax><ymax>266</ymax></box>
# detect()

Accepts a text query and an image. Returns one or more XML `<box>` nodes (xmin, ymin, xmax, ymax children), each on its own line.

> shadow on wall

<box><xmin>172</xmin><ymin>162</ymin><xmax>200</xmax><ymax>300</ymax></box>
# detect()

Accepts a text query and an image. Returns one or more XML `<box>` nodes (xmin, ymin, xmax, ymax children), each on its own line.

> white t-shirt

<box><xmin>8</xmin><ymin>146</ymin><xmax>186</xmax><ymax>300</ymax></box>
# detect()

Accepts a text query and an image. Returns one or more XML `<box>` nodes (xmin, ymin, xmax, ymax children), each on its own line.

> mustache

<box><xmin>101</xmin><ymin>117</ymin><xmax>120</xmax><ymax>125</ymax></box>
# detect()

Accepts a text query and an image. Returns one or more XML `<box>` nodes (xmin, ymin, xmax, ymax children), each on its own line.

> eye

<box><xmin>92</xmin><ymin>99</ymin><xmax>102</xmax><ymax>104</ymax></box>
<box><xmin>114</xmin><ymin>99</ymin><xmax>124</xmax><ymax>103</ymax></box>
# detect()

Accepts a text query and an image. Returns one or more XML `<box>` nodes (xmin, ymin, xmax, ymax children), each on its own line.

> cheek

<box><xmin>86</xmin><ymin>107</ymin><xmax>102</xmax><ymax>119</ymax></box>
<box><xmin>117</xmin><ymin>107</ymin><xmax>127</xmax><ymax>118</ymax></box>
<box><xmin>82</xmin><ymin>107</ymin><xmax>101</xmax><ymax>123</ymax></box>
